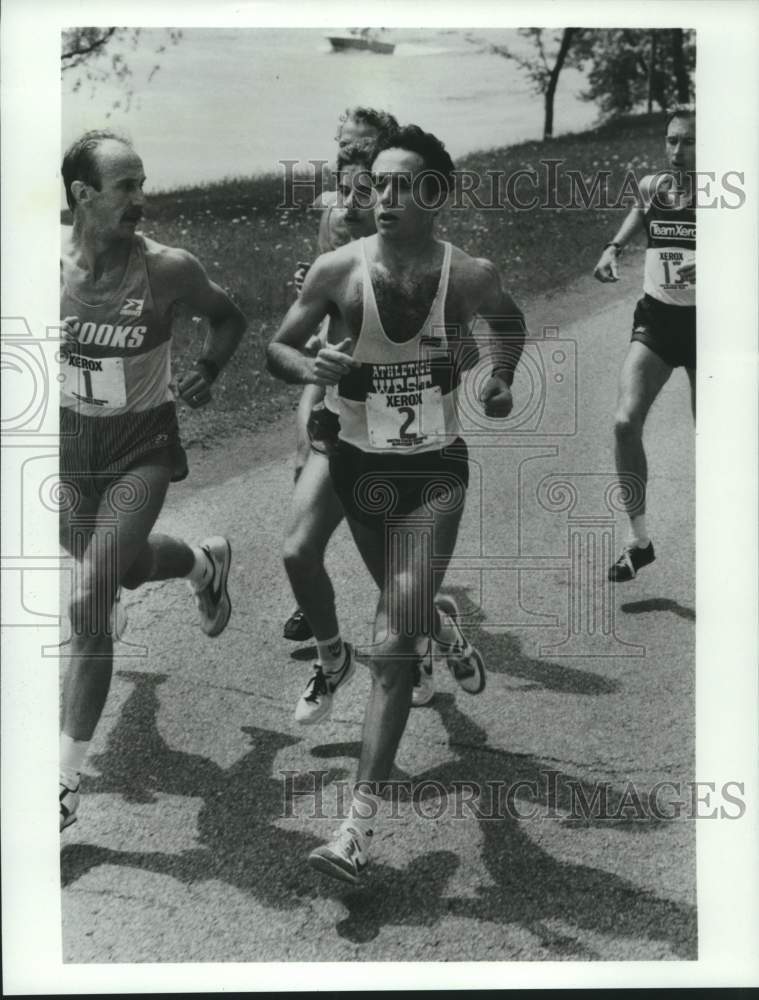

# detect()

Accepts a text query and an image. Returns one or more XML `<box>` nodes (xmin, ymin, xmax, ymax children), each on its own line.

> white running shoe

<box><xmin>435</xmin><ymin>595</ymin><xmax>486</xmax><ymax>695</ymax></box>
<box><xmin>308</xmin><ymin>821</ymin><xmax>372</xmax><ymax>885</ymax></box>
<box><xmin>59</xmin><ymin>781</ymin><xmax>80</xmax><ymax>831</ymax></box>
<box><xmin>295</xmin><ymin>643</ymin><xmax>355</xmax><ymax>725</ymax></box>
<box><xmin>190</xmin><ymin>536</ymin><xmax>232</xmax><ymax>637</ymax></box>
<box><xmin>412</xmin><ymin>642</ymin><xmax>435</xmax><ymax>707</ymax></box>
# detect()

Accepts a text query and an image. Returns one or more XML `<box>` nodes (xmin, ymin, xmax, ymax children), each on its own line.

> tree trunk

<box><xmin>671</xmin><ymin>28</ymin><xmax>690</xmax><ymax>104</ymax></box>
<box><xmin>543</xmin><ymin>28</ymin><xmax>577</xmax><ymax>139</ymax></box>
<box><xmin>647</xmin><ymin>31</ymin><xmax>656</xmax><ymax>113</ymax></box>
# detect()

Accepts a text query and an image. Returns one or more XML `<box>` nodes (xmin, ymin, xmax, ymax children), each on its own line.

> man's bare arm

<box><xmin>155</xmin><ymin>248</ymin><xmax>247</xmax><ymax>407</ymax></box>
<box><xmin>266</xmin><ymin>256</ymin><xmax>358</xmax><ymax>386</ymax></box>
<box><xmin>593</xmin><ymin>174</ymin><xmax>657</xmax><ymax>282</ymax></box>
<box><xmin>476</xmin><ymin>259</ymin><xmax>527</xmax><ymax>386</ymax></box>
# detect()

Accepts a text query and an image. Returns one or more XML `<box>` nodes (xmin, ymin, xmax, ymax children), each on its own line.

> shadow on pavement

<box><xmin>621</xmin><ymin>598</ymin><xmax>695</xmax><ymax>622</ymax></box>
<box><xmin>332</xmin><ymin>693</ymin><xmax>696</xmax><ymax>957</ymax></box>
<box><xmin>61</xmin><ymin>665</ymin><xmax>696</xmax><ymax>960</ymax></box>
<box><xmin>445</xmin><ymin>588</ymin><xmax>622</xmax><ymax>695</ymax></box>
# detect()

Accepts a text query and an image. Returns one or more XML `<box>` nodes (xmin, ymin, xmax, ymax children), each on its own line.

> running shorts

<box><xmin>631</xmin><ymin>294</ymin><xmax>696</xmax><ymax>369</ymax></box>
<box><xmin>59</xmin><ymin>401</ymin><xmax>187</xmax><ymax>498</ymax></box>
<box><xmin>329</xmin><ymin>437</ymin><xmax>470</xmax><ymax>528</ymax></box>
<box><xmin>307</xmin><ymin>403</ymin><xmax>341</xmax><ymax>456</ymax></box>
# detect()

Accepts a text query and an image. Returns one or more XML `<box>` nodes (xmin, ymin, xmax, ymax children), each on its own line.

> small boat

<box><xmin>327</xmin><ymin>29</ymin><xmax>395</xmax><ymax>55</ymax></box>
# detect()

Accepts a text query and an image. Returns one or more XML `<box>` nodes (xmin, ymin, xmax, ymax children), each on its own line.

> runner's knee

<box><xmin>69</xmin><ymin>572</ymin><xmax>116</xmax><ymax>636</ymax></box>
<box><xmin>283</xmin><ymin>530</ymin><xmax>324</xmax><ymax>576</ymax></box>
<box><xmin>379</xmin><ymin>572</ymin><xmax>433</xmax><ymax>636</ymax></box>
<box><xmin>368</xmin><ymin>635</ymin><xmax>417</xmax><ymax>690</ymax></box>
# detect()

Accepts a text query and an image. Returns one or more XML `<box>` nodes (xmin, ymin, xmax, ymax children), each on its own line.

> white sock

<box><xmin>186</xmin><ymin>546</ymin><xmax>213</xmax><ymax>590</ymax></box>
<box><xmin>345</xmin><ymin>786</ymin><xmax>383</xmax><ymax>838</ymax></box>
<box><xmin>627</xmin><ymin>514</ymin><xmax>650</xmax><ymax>548</ymax></box>
<box><xmin>433</xmin><ymin>607</ymin><xmax>457</xmax><ymax>650</ymax></box>
<box><xmin>317</xmin><ymin>634</ymin><xmax>345</xmax><ymax>672</ymax></box>
<box><xmin>60</xmin><ymin>733</ymin><xmax>89</xmax><ymax>789</ymax></box>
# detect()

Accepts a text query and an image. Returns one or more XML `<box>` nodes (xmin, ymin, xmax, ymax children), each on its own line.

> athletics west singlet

<box><xmin>335</xmin><ymin>239</ymin><xmax>461</xmax><ymax>454</ymax></box>
<box><xmin>60</xmin><ymin>235</ymin><xmax>174</xmax><ymax>417</ymax></box>
<box><xmin>643</xmin><ymin>188</ymin><xmax>695</xmax><ymax>307</ymax></box>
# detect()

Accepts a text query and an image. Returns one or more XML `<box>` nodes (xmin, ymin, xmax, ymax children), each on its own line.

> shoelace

<box><xmin>305</xmin><ymin>665</ymin><xmax>328</xmax><ymax>703</ymax></box>
<box><xmin>333</xmin><ymin>824</ymin><xmax>368</xmax><ymax>860</ymax></box>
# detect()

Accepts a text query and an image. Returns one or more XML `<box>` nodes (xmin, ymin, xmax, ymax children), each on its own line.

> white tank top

<box><xmin>335</xmin><ymin>239</ymin><xmax>462</xmax><ymax>453</ymax></box>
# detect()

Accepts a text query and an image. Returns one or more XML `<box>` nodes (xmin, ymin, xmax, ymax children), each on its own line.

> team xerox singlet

<box><xmin>335</xmin><ymin>239</ymin><xmax>461</xmax><ymax>454</ymax></box>
<box><xmin>643</xmin><ymin>188</ymin><xmax>696</xmax><ymax>307</ymax></box>
<box><xmin>60</xmin><ymin>235</ymin><xmax>173</xmax><ymax>417</ymax></box>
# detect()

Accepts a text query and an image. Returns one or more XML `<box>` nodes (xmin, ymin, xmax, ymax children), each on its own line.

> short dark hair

<box><xmin>665</xmin><ymin>105</ymin><xmax>695</xmax><ymax>131</ymax></box>
<box><xmin>336</xmin><ymin>107</ymin><xmax>399</xmax><ymax>144</ymax></box>
<box><xmin>61</xmin><ymin>129</ymin><xmax>133</xmax><ymax>211</ymax></box>
<box><xmin>373</xmin><ymin>124</ymin><xmax>456</xmax><ymax>197</ymax></box>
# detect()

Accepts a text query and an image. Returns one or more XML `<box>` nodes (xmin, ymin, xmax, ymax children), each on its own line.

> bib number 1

<box><xmin>61</xmin><ymin>354</ymin><xmax>127</xmax><ymax>408</ymax></box>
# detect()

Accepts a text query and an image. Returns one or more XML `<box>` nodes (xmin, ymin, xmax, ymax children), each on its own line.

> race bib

<box><xmin>61</xmin><ymin>353</ymin><xmax>127</xmax><ymax>408</ymax></box>
<box><xmin>647</xmin><ymin>248</ymin><xmax>694</xmax><ymax>292</ymax></box>
<box><xmin>366</xmin><ymin>384</ymin><xmax>446</xmax><ymax>449</ymax></box>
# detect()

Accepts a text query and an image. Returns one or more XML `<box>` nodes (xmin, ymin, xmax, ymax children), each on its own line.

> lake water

<box><xmin>62</xmin><ymin>28</ymin><xmax>598</xmax><ymax>191</ymax></box>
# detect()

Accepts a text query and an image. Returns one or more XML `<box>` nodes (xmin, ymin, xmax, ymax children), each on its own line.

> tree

<box><xmin>488</xmin><ymin>28</ymin><xmax>583</xmax><ymax>139</ymax></box>
<box><xmin>573</xmin><ymin>29</ymin><xmax>695</xmax><ymax>117</ymax></box>
<box><xmin>61</xmin><ymin>28</ymin><xmax>182</xmax><ymax>113</ymax></box>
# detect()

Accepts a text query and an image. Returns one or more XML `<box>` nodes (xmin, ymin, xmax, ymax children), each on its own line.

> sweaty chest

<box><xmin>371</xmin><ymin>268</ymin><xmax>443</xmax><ymax>343</ymax></box>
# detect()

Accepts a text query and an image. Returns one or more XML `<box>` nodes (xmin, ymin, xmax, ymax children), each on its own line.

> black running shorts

<box><xmin>329</xmin><ymin>437</ymin><xmax>470</xmax><ymax>529</ymax></box>
<box><xmin>631</xmin><ymin>294</ymin><xmax>696</xmax><ymax>369</ymax></box>
<box><xmin>59</xmin><ymin>401</ymin><xmax>187</xmax><ymax>499</ymax></box>
<box><xmin>306</xmin><ymin>403</ymin><xmax>341</xmax><ymax>456</ymax></box>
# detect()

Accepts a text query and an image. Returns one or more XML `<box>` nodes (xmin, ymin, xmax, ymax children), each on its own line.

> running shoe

<box><xmin>435</xmin><ymin>595</ymin><xmax>486</xmax><ymax>695</ymax></box>
<box><xmin>59</xmin><ymin>781</ymin><xmax>80</xmax><ymax>831</ymax></box>
<box><xmin>308</xmin><ymin>821</ymin><xmax>372</xmax><ymax>885</ymax></box>
<box><xmin>283</xmin><ymin>607</ymin><xmax>314</xmax><ymax>642</ymax></box>
<box><xmin>295</xmin><ymin>643</ymin><xmax>355</xmax><ymax>725</ymax></box>
<box><xmin>411</xmin><ymin>641</ymin><xmax>435</xmax><ymax>707</ymax></box>
<box><xmin>608</xmin><ymin>541</ymin><xmax>655</xmax><ymax>582</ymax></box>
<box><xmin>191</xmin><ymin>536</ymin><xmax>232</xmax><ymax>637</ymax></box>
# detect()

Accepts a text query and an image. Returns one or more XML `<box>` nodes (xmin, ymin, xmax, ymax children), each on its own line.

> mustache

<box><xmin>121</xmin><ymin>210</ymin><xmax>143</xmax><ymax>222</ymax></box>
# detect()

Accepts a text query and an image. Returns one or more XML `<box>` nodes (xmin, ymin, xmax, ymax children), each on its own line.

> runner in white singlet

<box><xmin>268</xmin><ymin>125</ymin><xmax>526</xmax><ymax>885</ymax></box>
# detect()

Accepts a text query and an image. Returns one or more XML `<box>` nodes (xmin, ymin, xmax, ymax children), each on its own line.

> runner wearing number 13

<box><xmin>267</xmin><ymin>125</ymin><xmax>525</xmax><ymax>884</ymax></box>
<box><xmin>58</xmin><ymin>130</ymin><xmax>247</xmax><ymax>832</ymax></box>
<box><xmin>594</xmin><ymin>106</ymin><xmax>696</xmax><ymax>582</ymax></box>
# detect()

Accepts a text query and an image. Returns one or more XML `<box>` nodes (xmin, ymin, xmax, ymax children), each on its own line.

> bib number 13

<box><xmin>661</xmin><ymin>260</ymin><xmax>689</xmax><ymax>286</ymax></box>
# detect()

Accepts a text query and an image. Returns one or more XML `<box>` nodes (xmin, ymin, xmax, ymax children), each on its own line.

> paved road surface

<box><xmin>60</xmin><ymin>258</ymin><xmax>696</xmax><ymax>963</ymax></box>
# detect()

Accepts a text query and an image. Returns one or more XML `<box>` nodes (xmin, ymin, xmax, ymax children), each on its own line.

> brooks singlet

<box><xmin>335</xmin><ymin>239</ymin><xmax>461</xmax><ymax>454</ymax></box>
<box><xmin>60</xmin><ymin>235</ymin><xmax>174</xmax><ymax>417</ymax></box>
<box><xmin>643</xmin><ymin>185</ymin><xmax>695</xmax><ymax>307</ymax></box>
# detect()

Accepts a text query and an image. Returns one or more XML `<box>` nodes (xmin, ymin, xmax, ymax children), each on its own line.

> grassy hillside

<box><xmin>63</xmin><ymin>113</ymin><xmax>668</xmax><ymax>446</ymax></box>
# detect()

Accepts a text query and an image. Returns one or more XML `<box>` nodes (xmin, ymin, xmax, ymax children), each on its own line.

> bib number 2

<box><xmin>366</xmin><ymin>386</ymin><xmax>446</xmax><ymax>449</ymax></box>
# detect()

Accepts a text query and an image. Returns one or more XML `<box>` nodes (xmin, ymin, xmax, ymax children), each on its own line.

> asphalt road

<box><xmin>60</xmin><ymin>256</ymin><xmax>697</xmax><ymax>963</ymax></box>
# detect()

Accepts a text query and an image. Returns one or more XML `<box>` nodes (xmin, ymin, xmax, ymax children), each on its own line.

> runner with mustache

<box><xmin>58</xmin><ymin>130</ymin><xmax>247</xmax><ymax>832</ymax></box>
